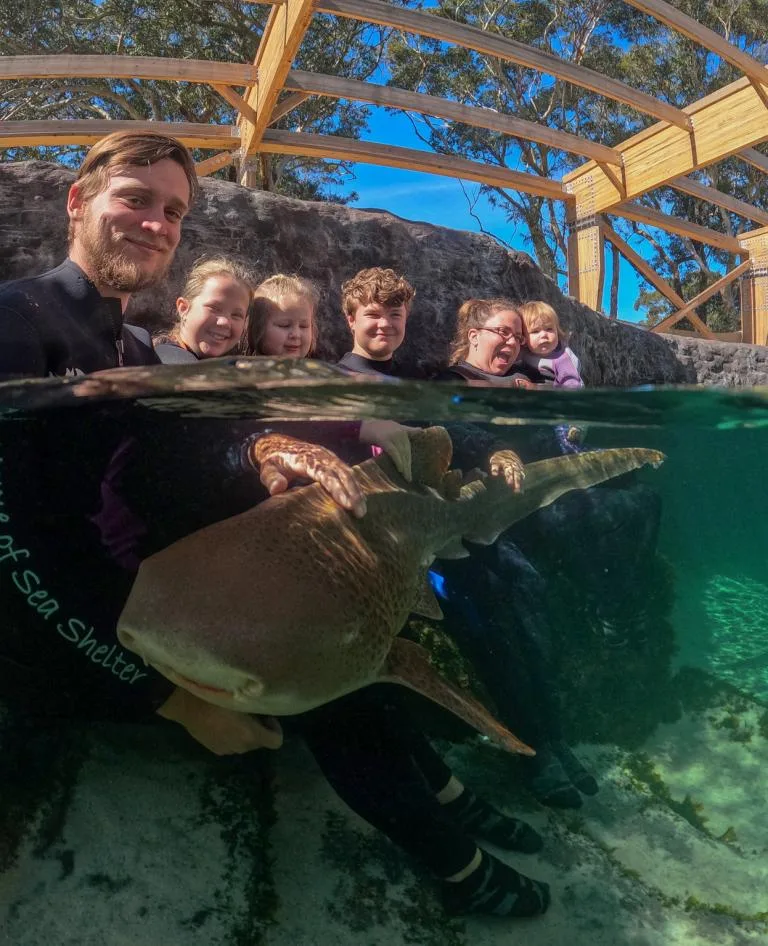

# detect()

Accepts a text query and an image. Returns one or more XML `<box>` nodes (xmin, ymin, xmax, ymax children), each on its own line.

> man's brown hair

<box><xmin>341</xmin><ymin>267</ymin><xmax>415</xmax><ymax>317</ymax></box>
<box><xmin>73</xmin><ymin>130</ymin><xmax>199</xmax><ymax>207</ymax></box>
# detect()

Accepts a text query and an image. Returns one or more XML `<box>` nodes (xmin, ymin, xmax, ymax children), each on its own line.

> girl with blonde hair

<box><xmin>518</xmin><ymin>300</ymin><xmax>583</xmax><ymax>388</ymax></box>
<box><xmin>155</xmin><ymin>256</ymin><xmax>254</xmax><ymax>364</ymax></box>
<box><xmin>243</xmin><ymin>274</ymin><xmax>319</xmax><ymax>358</ymax></box>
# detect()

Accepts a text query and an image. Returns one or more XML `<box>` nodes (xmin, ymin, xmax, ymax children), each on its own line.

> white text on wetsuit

<box><xmin>0</xmin><ymin>455</ymin><xmax>146</xmax><ymax>685</ymax></box>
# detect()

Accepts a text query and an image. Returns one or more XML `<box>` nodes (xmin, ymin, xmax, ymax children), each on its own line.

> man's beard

<box><xmin>79</xmin><ymin>211</ymin><xmax>172</xmax><ymax>293</ymax></box>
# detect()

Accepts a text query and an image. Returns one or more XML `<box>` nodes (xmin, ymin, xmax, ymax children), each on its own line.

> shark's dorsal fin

<box><xmin>441</xmin><ymin>468</ymin><xmax>463</xmax><ymax>501</ymax></box>
<box><xmin>411</xmin><ymin>567</ymin><xmax>444</xmax><ymax>619</ymax></box>
<box><xmin>408</xmin><ymin>427</ymin><xmax>454</xmax><ymax>492</ymax></box>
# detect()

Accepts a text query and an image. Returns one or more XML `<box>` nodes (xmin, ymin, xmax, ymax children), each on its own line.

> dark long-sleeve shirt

<box><xmin>0</xmin><ymin>259</ymin><xmax>159</xmax><ymax>379</ymax></box>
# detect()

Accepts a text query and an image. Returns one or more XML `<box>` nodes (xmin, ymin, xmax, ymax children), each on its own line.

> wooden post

<box><xmin>567</xmin><ymin>182</ymin><xmax>605</xmax><ymax>311</ymax></box>
<box><xmin>568</xmin><ymin>219</ymin><xmax>605</xmax><ymax>311</ymax></box>
<box><xmin>739</xmin><ymin>226</ymin><xmax>768</xmax><ymax>345</ymax></box>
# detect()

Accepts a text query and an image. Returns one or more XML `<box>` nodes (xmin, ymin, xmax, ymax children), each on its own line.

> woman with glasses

<box><xmin>438</xmin><ymin>298</ymin><xmax>537</xmax><ymax>386</ymax></box>
<box><xmin>433</xmin><ymin>297</ymin><xmax>661</xmax><ymax>810</ymax></box>
<box><xmin>432</xmin><ymin>297</ymin><xmax>604</xmax><ymax>808</ymax></box>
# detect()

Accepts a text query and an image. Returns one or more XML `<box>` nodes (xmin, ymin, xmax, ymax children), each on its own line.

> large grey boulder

<box><xmin>0</xmin><ymin>159</ymin><xmax>753</xmax><ymax>386</ymax></box>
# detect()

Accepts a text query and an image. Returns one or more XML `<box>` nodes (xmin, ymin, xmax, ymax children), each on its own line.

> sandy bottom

<box><xmin>1</xmin><ymin>688</ymin><xmax>766</xmax><ymax>946</ymax></box>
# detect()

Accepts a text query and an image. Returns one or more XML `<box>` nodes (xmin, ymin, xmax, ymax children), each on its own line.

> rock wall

<box><xmin>0</xmin><ymin>161</ymin><xmax>764</xmax><ymax>386</ymax></box>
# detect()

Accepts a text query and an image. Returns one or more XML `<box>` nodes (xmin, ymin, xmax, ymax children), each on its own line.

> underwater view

<box><xmin>1</xmin><ymin>360</ymin><xmax>766</xmax><ymax>946</ymax></box>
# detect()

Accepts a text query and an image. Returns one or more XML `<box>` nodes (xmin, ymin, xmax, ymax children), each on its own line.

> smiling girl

<box><xmin>242</xmin><ymin>274</ymin><xmax>317</xmax><ymax>358</ymax></box>
<box><xmin>519</xmin><ymin>301</ymin><xmax>583</xmax><ymax>388</ymax></box>
<box><xmin>155</xmin><ymin>257</ymin><xmax>253</xmax><ymax>364</ymax></box>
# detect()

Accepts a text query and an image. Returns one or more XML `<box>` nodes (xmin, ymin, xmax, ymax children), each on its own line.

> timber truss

<box><xmin>2</xmin><ymin>0</ymin><xmax>768</xmax><ymax>342</ymax></box>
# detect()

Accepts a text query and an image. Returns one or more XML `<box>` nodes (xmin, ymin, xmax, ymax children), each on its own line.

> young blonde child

<box><xmin>519</xmin><ymin>301</ymin><xmax>583</xmax><ymax>388</ymax></box>
<box><xmin>243</xmin><ymin>274</ymin><xmax>318</xmax><ymax>358</ymax></box>
<box><xmin>154</xmin><ymin>257</ymin><xmax>253</xmax><ymax>364</ymax></box>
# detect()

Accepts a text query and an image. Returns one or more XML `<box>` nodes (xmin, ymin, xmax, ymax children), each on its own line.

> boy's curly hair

<box><xmin>341</xmin><ymin>267</ymin><xmax>415</xmax><ymax>317</ymax></box>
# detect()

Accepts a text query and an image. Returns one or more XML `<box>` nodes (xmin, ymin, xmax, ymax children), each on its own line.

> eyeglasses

<box><xmin>478</xmin><ymin>326</ymin><xmax>524</xmax><ymax>344</ymax></box>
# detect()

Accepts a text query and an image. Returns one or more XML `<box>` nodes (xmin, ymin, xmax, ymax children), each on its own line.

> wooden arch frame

<box><xmin>2</xmin><ymin>0</ymin><xmax>768</xmax><ymax>342</ymax></box>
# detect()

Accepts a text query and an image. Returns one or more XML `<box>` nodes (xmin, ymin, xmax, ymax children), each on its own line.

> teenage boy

<box><xmin>337</xmin><ymin>267</ymin><xmax>414</xmax><ymax>376</ymax></box>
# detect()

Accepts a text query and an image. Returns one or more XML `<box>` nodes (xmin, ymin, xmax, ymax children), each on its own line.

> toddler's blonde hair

<box><xmin>244</xmin><ymin>274</ymin><xmax>320</xmax><ymax>355</ymax></box>
<box><xmin>519</xmin><ymin>301</ymin><xmax>567</xmax><ymax>345</ymax></box>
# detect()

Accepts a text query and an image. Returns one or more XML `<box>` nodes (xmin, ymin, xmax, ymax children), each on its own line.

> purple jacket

<box><xmin>521</xmin><ymin>345</ymin><xmax>583</xmax><ymax>388</ymax></box>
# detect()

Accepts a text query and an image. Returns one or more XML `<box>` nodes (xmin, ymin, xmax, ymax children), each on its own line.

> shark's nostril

<box><xmin>118</xmin><ymin>629</ymin><xmax>135</xmax><ymax>648</ymax></box>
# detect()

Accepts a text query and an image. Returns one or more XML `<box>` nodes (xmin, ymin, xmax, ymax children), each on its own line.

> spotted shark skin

<box><xmin>118</xmin><ymin>428</ymin><xmax>663</xmax><ymax>754</ymax></box>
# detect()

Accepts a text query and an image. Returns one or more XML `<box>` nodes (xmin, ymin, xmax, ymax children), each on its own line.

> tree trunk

<box><xmin>609</xmin><ymin>241</ymin><xmax>620</xmax><ymax>319</ymax></box>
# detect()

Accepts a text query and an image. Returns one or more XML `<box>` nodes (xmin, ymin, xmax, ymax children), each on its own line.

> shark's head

<box><xmin>117</xmin><ymin>617</ymin><xmax>268</xmax><ymax>711</ymax></box>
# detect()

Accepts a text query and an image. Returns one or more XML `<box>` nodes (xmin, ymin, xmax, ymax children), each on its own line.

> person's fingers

<box><xmin>314</xmin><ymin>465</ymin><xmax>367</xmax><ymax>517</ymax></box>
<box><xmin>507</xmin><ymin>466</ymin><xmax>525</xmax><ymax>493</ymax></box>
<box><xmin>331</xmin><ymin>463</ymin><xmax>367</xmax><ymax>516</ymax></box>
<box><xmin>259</xmin><ymin>461</ymin><xmax>289</xmax><ymax>496</ymax></box>
<box><xmin>390</xmin><ymin>432</ymin><xmax>412</xmax><ymax>482</ymax></box>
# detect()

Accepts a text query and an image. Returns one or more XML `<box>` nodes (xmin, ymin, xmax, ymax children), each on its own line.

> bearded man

<box><xmin>0</xmin><ymin>132</ymin><xmax>379</xmax><ymax>757</ymax></box>
<box><xmin>0</xmin><ymin>131</ymin><xmax>196</xmax><ymax>377</ymax></box>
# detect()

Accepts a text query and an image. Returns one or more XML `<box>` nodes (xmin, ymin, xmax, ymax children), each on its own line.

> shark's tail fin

<box><xmin>459</xmin><ymin>447</ymin><xmax>665</xmax><ymax>546</ymax></box>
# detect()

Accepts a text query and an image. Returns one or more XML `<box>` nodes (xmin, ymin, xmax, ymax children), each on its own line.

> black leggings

<box><xmin>291</xmin><ymin>685</ymin><xmax>477</xmax><ymax>878</ymax></box>
<box><xmin>438</xmin><ymin>538</ymin><xmax>563</xmax><ymax>748</ymax></box>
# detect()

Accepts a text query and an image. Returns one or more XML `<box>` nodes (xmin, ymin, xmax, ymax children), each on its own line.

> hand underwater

<box><xmin>489</xmin><ymin>449</ymin><xmax>526</xmax><ymax>492</ymax></box>
<box><xmin>358</xmin><ymin>419</ymin><xmax>413</xmax><ymax>481</ymax></box>
<box><xmin>157</xmin><ymin>687</ymin><xmax>284</xmax><ymax>755</ymax></box>
<box><xmin>251</xmin><ymin>433</ymin><xmax>367</xmax><ymax>517</ymax></box>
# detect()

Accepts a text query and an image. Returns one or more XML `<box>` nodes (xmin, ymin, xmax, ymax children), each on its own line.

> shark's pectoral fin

<box><xmin>379</xmin><ymin>638</ymin><xmax>534</xmax><ymax>756</ymax></box>
<box><xmin>434</xmin><ymin>538</ymin><xmax>469</xmax><ymax>560</ymax></box>
<box><xmin>411</xmin><ymin>568</ymin><xmax>444</xmax><ymax>620</ymax></box>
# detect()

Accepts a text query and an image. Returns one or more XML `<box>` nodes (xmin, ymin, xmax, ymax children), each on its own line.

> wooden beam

<box><xmin>0</xmin><ymin>120</ymin><xmax>239</xmax><ymax>150</ymax></box>
<box><xmin>567</xmin><ymin>219</ymin><xmax>604</xmax><ymax>310</ymax></box>
<box><xmin>269</xmin><ymin>91</ymin><xmax>311</xmax><ymax>125</ymax></box>
<box><xmin>650</xmin><ymin>259</ymin><xmax>750</xmax><ymax>337</ymax></box>
<box><xmin>613</xmin><ymin>202</ymin><xmax>744</xmax><ymax>253</ymax></box>
<box><xmin>284</xmin><ymin>69</ymin><xmax>623</xmax><ymax>166</ymax></box>
<box><xmin>238</xmin><ymin>0</ymin><xmax>316</xmax><ymax>160</ymax></box>
<box><xmin>564</xmin><ymin>76</ymin><xmax>768</xmax><ymax>213</ymax></box>
<box><xmin>195</xmin><ymin>151</ymin><xmax>236</xmax><ymax>177</ymax></box>
<box><xmin>670</xmin><ymin>176</ymin><xmax>768</xmax><ymax>227</ymax></box>
<box><xmin>740</xmin><ymin>147</ymin><xmax>768</xmax><ymax>175</ymax></box>
<box><xmin>259</xmin><ymin>129</ymin><xmax>567</xmax><ymax>199</ymax></box>
<box><xmin>600</xmin><ymin>221</ymin><xmax>685</xmax><ymax>308</ymax></box>
<box><xmin>0</xmin><ymin>54</ymin><xmax>258</xmax><ymax>85</ymax></box>
<box><xmin>623</xmin><ymin>1</ymin><xmax>768</xmax><ymax>90</ymax></box>
<box><xmin>212</xmin><ymin>84</ymin><xmax>260</xmax><ymax>126</ymax></box>
<box><xmin>317</xmin><ymin>0</ymin><xmax>688</xmax><ymax>128</ymax></box>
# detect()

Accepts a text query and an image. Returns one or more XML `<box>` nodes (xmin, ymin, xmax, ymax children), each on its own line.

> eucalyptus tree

<box><xmin>0</xmin><ymin>0</ymin><xmax>388</xmax><ymax>200</ymax></box>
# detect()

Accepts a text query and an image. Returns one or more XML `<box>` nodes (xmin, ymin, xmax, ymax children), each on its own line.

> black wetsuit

<box><xmin>0</xmin><ymin>259</ymin><xmax>158</xmax><ymax>378</ymax></box>
<box><xmin>435</xmin><ymin>361</ymin><xmax>662</xmax><ymax>729</ymax></box>
<box><xmin>337</xmin><ymin>351</ymin><xmax>395</xmax><ymax>376</ymax></box>
<box><xmin>0</xmin><ymin>259</ymin><xmax>174</xmax><ymax>718</ymax></box>
<box><xmin>153</xmin><ymin>338</ymin><xmax>200</xmax><ymax>364</ymax></box>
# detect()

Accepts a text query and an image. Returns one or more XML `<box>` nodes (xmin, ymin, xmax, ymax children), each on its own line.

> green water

<box><xmin>0</xmin><ymin>363</ymin><xmax>766</xmax><ymax>946</ymax></box>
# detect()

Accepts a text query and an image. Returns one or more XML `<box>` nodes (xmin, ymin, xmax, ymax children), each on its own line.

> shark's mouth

<box><xmin>153</xmin><ymin>661</ymin><xmax>237</xmax><ymax>699</ymax></box>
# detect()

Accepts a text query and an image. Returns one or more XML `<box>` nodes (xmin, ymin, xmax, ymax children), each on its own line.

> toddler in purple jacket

<box><xmin>519</xmin><ymin>301</ymin><xmax>583</xmax><ymax>388</ymax></box>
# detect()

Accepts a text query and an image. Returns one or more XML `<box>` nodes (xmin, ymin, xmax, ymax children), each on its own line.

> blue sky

<box><xmin>335</xmin><ymin>109</ymin><xmax>647</xmax><ymax>321</ymax></box>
